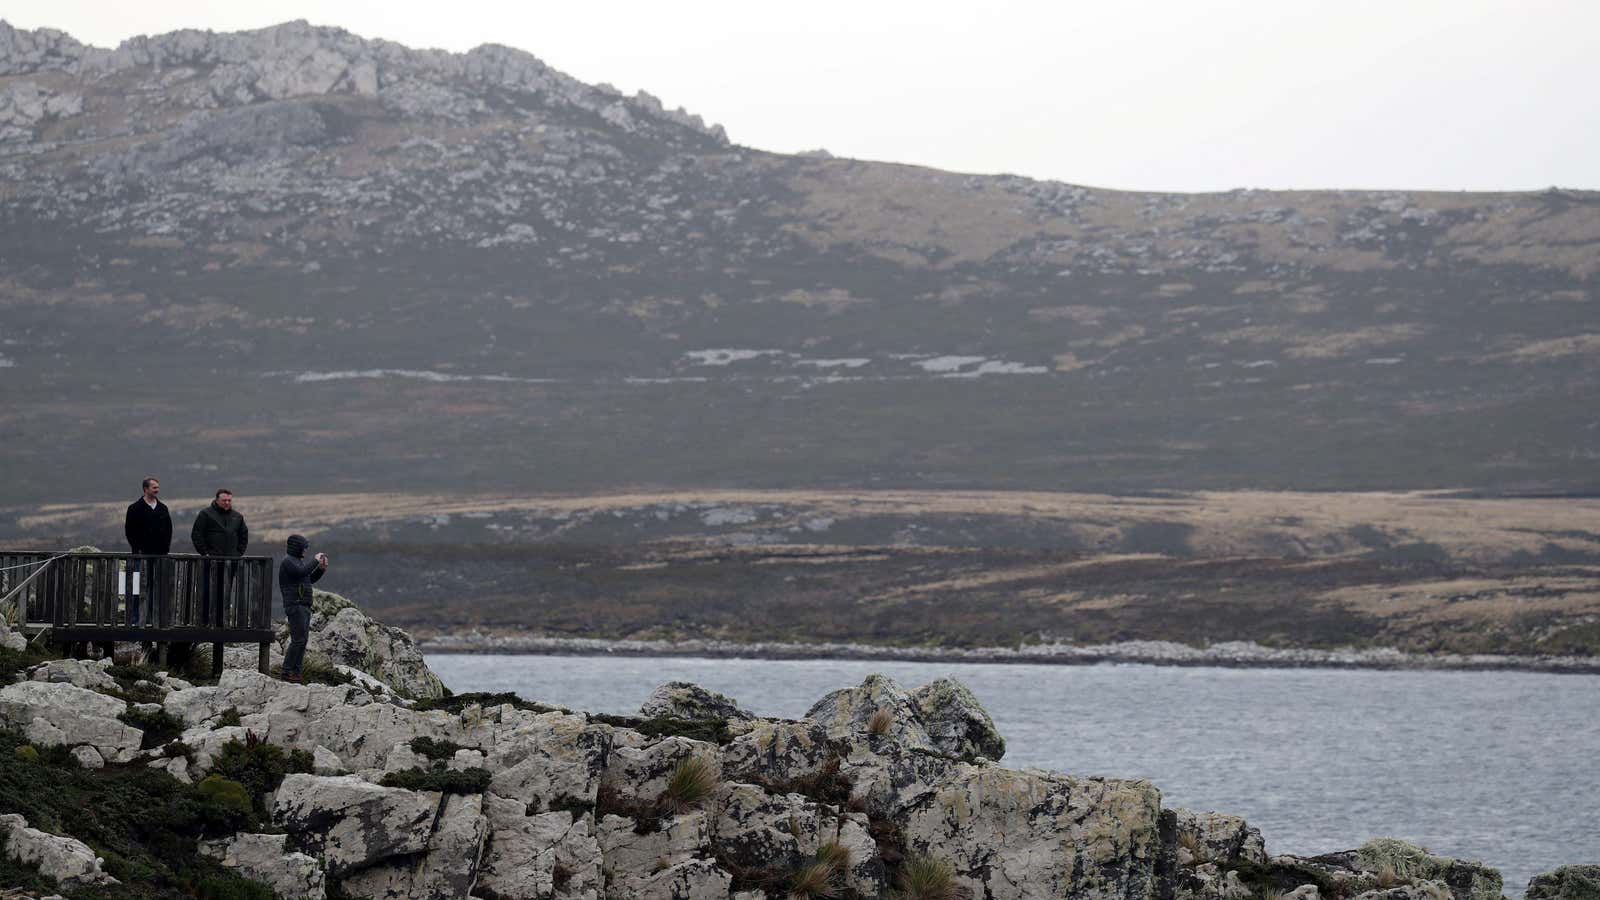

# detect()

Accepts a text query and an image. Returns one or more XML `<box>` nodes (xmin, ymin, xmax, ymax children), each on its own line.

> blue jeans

<box><xmin>283</xmin><ymin>605</ymin><xmax>312</xmax><ymax>675</ymax></box>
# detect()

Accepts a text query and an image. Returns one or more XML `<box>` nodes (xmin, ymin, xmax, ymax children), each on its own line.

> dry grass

<box><xmin>866</xmin><ymin>708</ymin><xmax>895</xmax><ymax>735</ymax></box>
<box><xmin>893</xmin><ymin>854</ymin><xmax>961</xmax><ymax>900</ymax></box>
<box><xmin>787</xmin><ymin>858</ymin><xmax>840</xmax><ymax>900</ymax></box>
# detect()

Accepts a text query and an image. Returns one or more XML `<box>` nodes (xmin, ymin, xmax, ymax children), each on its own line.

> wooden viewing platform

<box><xmin>0</xmin><ymin>550</ymin><xmax>274</xmax><ymax>675</ymax></box>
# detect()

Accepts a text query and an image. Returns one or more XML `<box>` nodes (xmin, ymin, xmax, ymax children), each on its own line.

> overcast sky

<box><xmin>6</xmin><ymin>0</ymin><xmax>1596</xmax><ymax>193</ymax></box>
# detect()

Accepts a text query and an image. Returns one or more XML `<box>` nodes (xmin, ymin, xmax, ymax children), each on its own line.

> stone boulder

<box><xmin>598</xmin><ymin>810</ymin><xmax>713</xmax><ymax>891</ymax></box>
<box><xmin>303</xmin><ymin>594</ymin><xmax>446</xmax><ymax>699</ymax></box>
<box><xmin>1173</xmin><ymin>809</ymin><xmax>1268</xmax><ymax>867</ymax></box>
<box><xmin>0</xmin><ymin>680</ymin><xmax>141</xmax><ymax>763</ymax></box>
<box><xmin>0</xmin><ymin>813</ymin><xmax>119</xmax><ymax>888</ymax></box>
<box><xmin>911</xmin><ymin>676</ymin><xmax>1006</xmax><ymax>760</ymax></box>
<box><xmin>599</xmin><ymin>735</ymin><xmax>720</xmax><ymax>809</ymax></box>
<box><xmin>477</xmin><ymin>793</ymin><xmax>603</xmax><ymax>899</ymax></box>
<box><xmin>710</xmin><ymin>782</ymin><xmax>884</xmax><ymax>897</ymax></box>
<box><xmin>199</xmin><ymin>832</ymin><xmax>326</xmax><ymax>900</ymax></box>
<box><xmin>899</xmin><ymin>765</ymin><xmax>1163</xmax><ymax>900</ymax></box>
<box><xmin>805</xmin><ymin>673</ymin><xmax>935</xmax><ymax>752</ymax></box>
<box><xmin>486</xmin><ymin>711</ymin><xmax>615</xmax><ymax>812</ymax></box>
<box><xmin>639</xmin><ymin>681</ymin><xmax>755</xmax><ymax>721</ymax></box>
<box><xmin>719</xmin><ymin>719</ymin><xmax>834</xmax><ymax>786</ymax></box>
<box><xmin>272</xmin><ymin>774</ymin><xmax>440</xmax><ymax>877</ymax></box>
<box><xmin>1526</xmin><ymin>865</ymin><xmax>1600</xmax><ymax>900</ymax></box>
<box><xmin>340</xmin><ymin>793</ymin><xmax>489</xmax><ymax>900</ymax></box>
<box><xmin>28</xmin><ymin>657</ymin><xmax>116</xmax><ymax>691</ymax></box>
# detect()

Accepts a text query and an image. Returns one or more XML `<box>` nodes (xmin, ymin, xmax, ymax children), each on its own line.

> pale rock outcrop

<box><xmin>486</xmin><ymin>711</ymin><xmax>613</xmax><ymax>812</ymax></box>
<box><xmin>272</xmin><ymin>774</ymin><xmax>440</xmax><ymax>877</ymax></box>
<box><xmin>313</xmin><ymin>745</ymin><xmax>346</xmax><ymax>775</ymax></box>
<box><xmin>597</xmin><ymin>811</ymin><xmax>712</xmax><ymax>888</ymax></box>
<box><xmin>1525</xmin><ymin>865</ymin><xmax>1600</xmax><ymax>900</ymax></box>
<box><xmin>341</xmin><ymin>793</ymin><xmax>489</xmax><ymax>900</ymax></box>
<box><xmin>69</xmin><ymin>745</ymin><xmax>104</xmax><ymax>769</ymax></box>
<box><xmin>638</xmin><ymin>681</ymin><xmax>754</xmax><ymax>721</ymax></box>
<box><xmin>1</xmin><ymin>626</ymin><xmax>26</xmax><ymax>653</ymax></box>
<box><xmin>200</xmin><ymin>832</ymin><xmax>326</xmax><ymax>900</ymax></box>
<box><xmin>309</xmin><ymin>603</ymin><xmax>446</xmax><ymax>700</ymax></box>
<box><xmin>0</xmin><ymin>680</ymin><xmax>141</xmax><ymax>763</ymax></box>
<box><xmin>1173</xmin><ymin>808</ymin><xmax>1268</xmax><ymax>867</ymax></box>
<box><xmin>719</xmin><ymin>719</ymin><xmax>834</xmax><ymax>786</ymax></box>
<box><xmin>599</xmin><ymin>735</ymin><xmax>719</xmax><ymax>809</ymax></box>
<box><xmin>303</xmin><ymin>701</ymin><xmax>447</xmax><ymax>770</ymax></box>
<box><xmin>837</xmin><ymin>732</ymin><xmax>962</xmax><ymax>817</ymax></box>
<box><xmin>477</xmin><ymin>794</ymin><xmax>602</xmax><ymax>899</ymax></box>
<box><xmin>911</xmin><ymin>676</ymin><xmax>1007</xmax><ymax>760</ymax></box>
<box><xmin>805</xmin><ymin>673</ymin><xmax>934</xmax><ymax>751</ymax></box>
<box><xmin>710</xmin><ymin>782</ymin><xmax>885</xmax><ymax>896</ymax></box>
<box><xmin>477</xmin><ymin>793</ymin><xmax>603</xmax><ymax>899</ymax></box>
<box><xmin>0</xmin><ymin>813</ymin><xmax>119</xmax><ymax>888</ymax></box>
<box><xmin>612</xmin><ymin>858</ymin><xmax>731</xmax><ymax>900</ymax></box>
<box><xmin>899</xmin><ymin>765</ymin><xmax>1164</xmax><ymax>900</ymax></box>
<box><xmin>28</xmin><ymin>657</ymin><xmax>116</xmax><ymax>690</ymax></box>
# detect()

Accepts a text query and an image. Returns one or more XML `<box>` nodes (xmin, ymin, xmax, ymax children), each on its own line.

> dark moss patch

<box><xmin>0</xmin><ymin>727</ymin><xmax>275</xmax><ymax>899</ymax></box>
<box><xmin>594</xmin><ymin>783</ymin><xmax>663</xmax><ymax>835</ymax></box>
<box><xmin>379</xmin><ymin>766</ymin><xmax>491</xmax><ymax>795</ymax></box>
<box><xmin>409</xmin><ymin>736</ymin><xmax>470</xmax><ymax>761</ymax></box>
<box><xmin>411</xmin><ymin>690</ymin><xmax>566</xmax><ymax>716</ymax></box>
<box><xmin>588</xmin><ymin>713</ymin><xmax>733</xmax><ymax>745</ymax></box>
<box><xmin>119</xmin><ymin>706</ymin><xmax>186</xmax><ymax>750</ymax></box>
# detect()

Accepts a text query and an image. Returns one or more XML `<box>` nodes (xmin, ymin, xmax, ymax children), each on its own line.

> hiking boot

<box><xmin>283</xmin><ymin>672</ymin><xmax>303</xmax><ymax>683</ymax></box>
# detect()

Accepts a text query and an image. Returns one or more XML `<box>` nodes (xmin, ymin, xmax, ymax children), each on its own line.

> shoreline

<box><xmin>415</xmin><ymin>634</ymin><xmax>1600</xmax><ymax>675</ymax></box>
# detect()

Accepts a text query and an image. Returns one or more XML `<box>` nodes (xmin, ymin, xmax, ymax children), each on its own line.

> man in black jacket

<box><xmin>278</xmin><ymin>534</ymin><xmax>328</xmax><ymax>682</ymax></box>
<box><xmin>124</xmin><ymin>476</ymin><xmax>172</xmax><ymax>625</ymax></box>
<box><xmin>191</xmin><ymin>489</ymin><xmax>248</xmax><ymax>626</ymax></box>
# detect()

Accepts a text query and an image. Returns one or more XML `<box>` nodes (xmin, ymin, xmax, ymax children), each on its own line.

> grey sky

<box><xmin>6</xmin><ymin>0</ymin><xmax>1597</xmax><ymax>192</ymax></box>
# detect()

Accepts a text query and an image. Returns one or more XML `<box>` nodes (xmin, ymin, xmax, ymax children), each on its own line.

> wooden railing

<box><xmin>0</xmin><ymin>550</ymin><xmax>274</xmax><ymax>674</ymax></box>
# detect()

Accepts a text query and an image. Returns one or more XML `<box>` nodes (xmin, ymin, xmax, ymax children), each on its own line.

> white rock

<box><xmin>70</xmin><ymin>745</ymin><xmax>105</xmax><ymax>769</ymax></box>
<box><xmin>600</xmin><ymin>735</ymin><xmax>719</xmax><ymax>809</ymax></box>
<box><xmin>597</xmin><ymin>811</ymin><xmax>709</xmax><ymax>882</ymax></box>
<box><xmin>477</xmin><ymin>793</ymin><xmax>603</xmax><ymax>899</ymax></box>
<box><xmin>200</xmin><ymin>832</ymin><xmax>326</xmax><ymax>900</ymax></box>
<box><xmin>272</xmin><ymin>773</ymin><xmax>440</xmax><ymax>877</ymax></box>
<box><xmin>0</xmin><ymin>813</ymin><xmax>119</xmax><ymax>887</ymax></box>
<box><xmin>313</xmin><ymin>745</ymin><xmax>345</xmax><ymax>775</ymax></box>
<box><xmin>0</xmin><ymin>681</ymin><xmax>141</xmax><ymax>762</ymax></box>
<box><xmin>341</xmin><ymin>792</ymin><xmax>488</xmax><ymax>900</ymax></box>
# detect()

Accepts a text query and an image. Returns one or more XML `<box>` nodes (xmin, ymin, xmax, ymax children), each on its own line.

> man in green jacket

<box><xmin>191</xmin><ymin>489</ymin><xmax>248</xmax><ymax>627</ymax></box>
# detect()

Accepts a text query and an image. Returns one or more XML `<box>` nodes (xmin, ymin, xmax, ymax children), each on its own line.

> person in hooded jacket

<box><xmin>278</xmin><ymin>533</ymin><xmax>328</xmax><ymax>682</ymax></box>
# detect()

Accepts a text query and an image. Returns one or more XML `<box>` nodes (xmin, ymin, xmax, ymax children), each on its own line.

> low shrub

<box><xmin>379</xmin><ymin>766</ymin><xmax>491</xmax><ymax>795</ymax></box>
<box><xmin>120</xmin><ymin>706</ymin><xmax>186</xmax><ymax>749</ymax></box>
<box><xmin>195</xmin><ymin>775</ymin><xmax>253</xmax><ymax>816</ymax></box>
<box><xmin>412</xmin><ymin>691</ymin><xmax>565</xmax><ymax>716</ymax></box>
<box><xmin>590</xmin><ymin>713</ymin><xmax>733</xmax><ymax>745</ymax></box>
<box><xmin>409</xmin><ymin>736</ymin><xmax>469</xmax><ymax>761</ymax></box>
<box><xmin>208</xmin><ymin>733</ymin><xmax>314</xmax><ymax>814</ymax></box>
<box><xmin>216</xmin><ymin>707</ymin><xmax>243</xmax><ymax>728</ymax></box>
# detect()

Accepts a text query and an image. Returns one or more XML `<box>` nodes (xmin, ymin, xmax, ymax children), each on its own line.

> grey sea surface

<box><xmin>426</xmin><ymin>654</ymin><xmax>1599</xmax><ymax>894</ymax></box>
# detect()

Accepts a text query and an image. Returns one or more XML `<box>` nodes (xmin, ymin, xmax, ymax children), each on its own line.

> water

<box><xmin>427</xmin><ymin>654</ymin><xmax>1600</xmax><ymax>893</ymax></box>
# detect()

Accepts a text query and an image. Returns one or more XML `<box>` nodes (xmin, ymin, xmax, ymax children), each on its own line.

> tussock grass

<box><xmin>786</xmin><ymin>858</ymin><xmax>840</xmax><ymax>900</ymax></box>
<box><xmin>894</xmin><ymin>853</ymin><xmax>961</xmax><ymax>900</ymax></box>
<box><xmin>657</xmin><ymin>756</ymin><xmax>719</xmax><ymax>815</ymax></box>
<box><xmin>866</xmin><ymin>708</ymin><xmax>895</xmax><ymax>735</ymax></box>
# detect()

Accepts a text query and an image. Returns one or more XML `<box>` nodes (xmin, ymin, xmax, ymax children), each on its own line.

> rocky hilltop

<box><xmin>1</xmin><ymin>21</ymin><xmax>1598</xmax><ymax>503</ymax></box>
<box><xmin>1</xmin><ymin>604</ymin><xmax>1595</xmax><ymax>899</ymax></box>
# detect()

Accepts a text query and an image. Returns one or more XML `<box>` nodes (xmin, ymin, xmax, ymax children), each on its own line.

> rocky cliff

<box><xmin>0</xmin><ymin>612</ymin><xmax>1589</xmax><ymax>899</ymax></box>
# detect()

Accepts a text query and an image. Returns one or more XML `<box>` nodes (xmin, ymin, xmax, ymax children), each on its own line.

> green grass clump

<box><xmin>208</xmin><ymin>734</ymin><xmax>314</xmax><ymax>815</ymax></box>
<box><xmin>379</xmin><ymin>766</ymin><xmax>491</xmax><ymax>795</ymax></box>
<box><xmin>0</xmin><ymin>727</ymin><xmax>274</xmax><ymax>898</ymax></box>
<box><xmin>120</xmin><ymin>706</ymin><xmax>186</xmax><ymax>749</ymax></box>
<box><xmin>195</xmin><ymin>776</ymin><xmax>253</xmax><ymax>816</ymax></box>
<box><xmin>787</xmin><ymin>857</ymin><xmax>841</xmax><ymax>899</ymax></box>
<box><xmin>657</xmin><ymin>756</ymin><xmax>719</xmax><ymax>815</ymax></box>
<box><xmin>892</xmin><ymin>854</ymin><xmax>960</xmax><ymax>900</ymax></box>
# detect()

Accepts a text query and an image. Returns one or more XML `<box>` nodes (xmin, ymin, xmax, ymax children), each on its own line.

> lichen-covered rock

<box><xmin>303</xmin><ymin>596</ymin><xmax>445</xmax><ymax>700</ymax></box>
<box><xmin>340</xmin><ymin>793</ymin><xmax>488</xmax><ymax>900</ymax></box>
<box><xmin>710</xmin><ymin>782</ymin><xmax>884</xmax><ymax>897</ymax></box>
<box><xmin>612</xmin><ymin>857</ymin><xmax>732</xmax><ymax>900</ymax></box>
<box><xmin>1173</xmin><ymin>808</ymin><xmax>1268</xmax><ymax>867</ymax></box>
<box><xmin>599</xmin><ymin>735</ymin><xmax>720</xmax><ymax>809</ymax></box>
<box><xmin>719</xmin><ymin>719</ymin><xmax>833</xmax><ymax>787</ymax></box>
<box><xmin>487</xmin><ymin>711</ymin><xmax>614</xmax><ymax>811</ymax></box>
<box><xmin>805</xmin><ymin>673</ymin><xmax>936</xmax><ymax>751</ymax></box>
<box><xmin>639</xmin><ymin>681</ymin><xmax>755</xmax><ymax>721</ymax></box>
<box><xmin>272</xmin><ymin>774</ymin><xmax>440</xmax><ymax>877</ymax></box>
<box><xmin>478</xmin><ymin>793</ymin><xmax>603</xmax><ymax>899</ymax></box>
<box><xmin>28</xmin><ymin>657</ymin><xmax>116</xmax><ymax>690</ymax></box>
<box><xmin>911</xmin><ymin>676</ymin><xmax>1006</xmax><ymax>760</ymax></box>
<box><xmin>0</xmin><ymin>813</ymin><xmax>119</xmax><ymax>887</ymax></box>
<box><xmin>0</xmin><ymin>680</ymin><xmax>141</xmax><ymax>763</ymax></box>
<box><xmin>836</xmin><ymin>732</ymin><xmax>962</xmax><ymax>817</ymax></box>
<box><xmin>899</xmin><ymin>765</ymin><xmax>1163</xmax><ymax>900</ymax></box>
<box><xmin>1527</xmin><ymin>865</ymin><xmax>1600</xmax><ymax>900</ymax></box>
<box><xmin>598</xmin><ymin>811</ymin><xmax>711</xmax><ymax>887</ymax></box>
<box><xmin>200</xmin><ymin>832</ymin><xmax>326</xmax><ymax>900</ymax></box>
